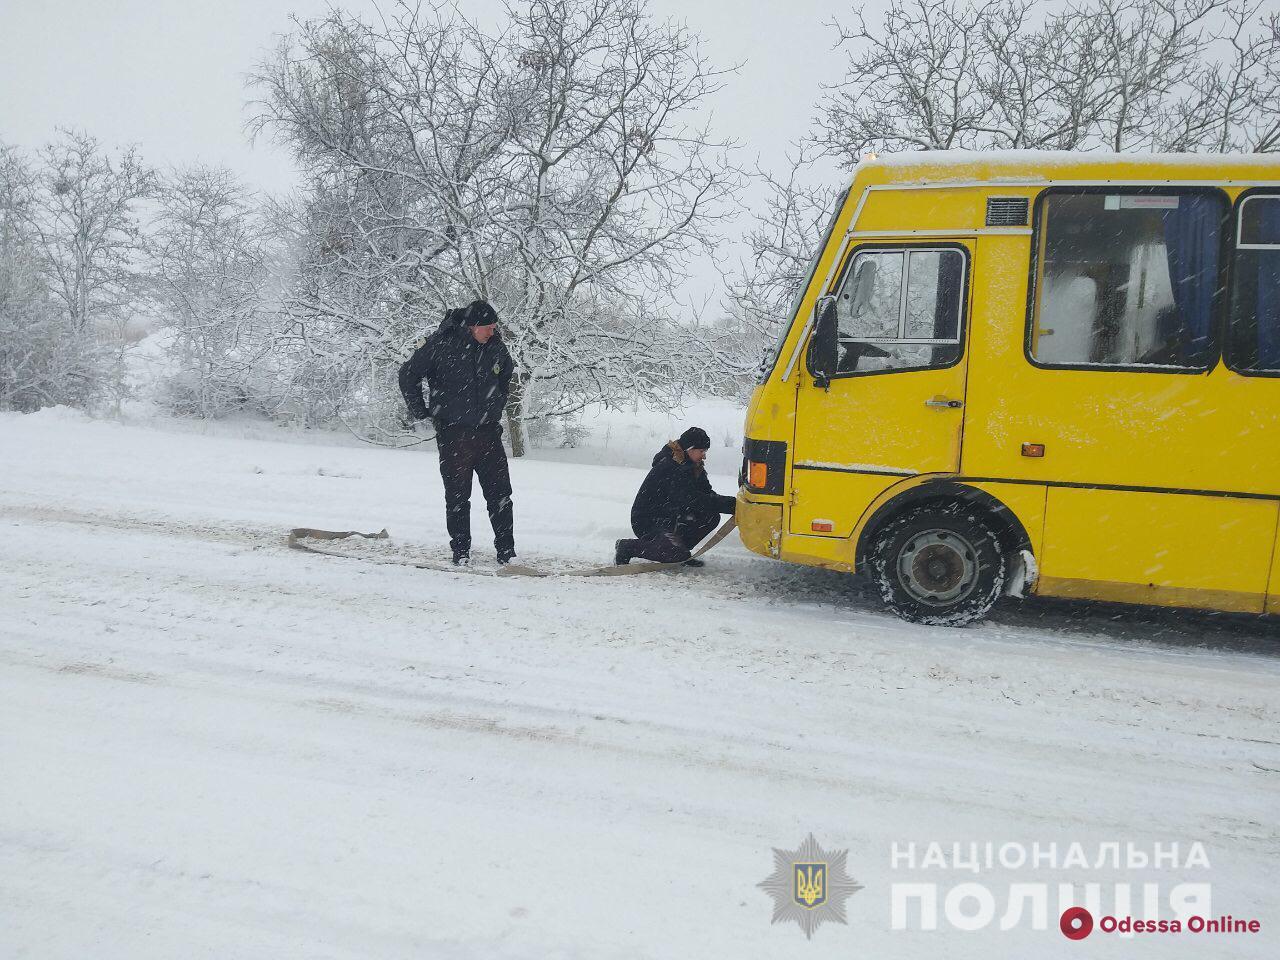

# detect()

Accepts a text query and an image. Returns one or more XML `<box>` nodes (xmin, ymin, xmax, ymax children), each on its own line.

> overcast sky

<box><xmin>0</xmin><ymin>0</ymin><xmax>879</xmax><ymax>305</ymax></box>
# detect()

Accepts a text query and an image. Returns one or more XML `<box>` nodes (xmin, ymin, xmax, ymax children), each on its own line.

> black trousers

<box><xmin>437</xmin><ymin>424</ymin><xmax>514</xmax><ymax>558</ymax></box>
<box><xmin>619</xmin><ymin>511</ymin><xmax>719</xmax><ymax>564</ymax></box>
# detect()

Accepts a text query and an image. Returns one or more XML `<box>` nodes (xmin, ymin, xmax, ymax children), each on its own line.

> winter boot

<box><xmin>496</xmin><ymin>551</ymin><xmax>517</xmax><ymax>566</ymax></box>
<box><xmin>614</xmin><ymin>539</ymin><xmax>632</xmax><ymax>565</ymax></box>
<box><xmin>452</xmin><ymin>551</ymin><xmax>471</xmax><ymax>567</ymax></box>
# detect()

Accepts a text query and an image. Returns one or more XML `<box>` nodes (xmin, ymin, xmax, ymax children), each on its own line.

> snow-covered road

<box><xmin>2</xmin><ymin>409</ymin><xmax>1277</xmax><ymax>958</ymax></box>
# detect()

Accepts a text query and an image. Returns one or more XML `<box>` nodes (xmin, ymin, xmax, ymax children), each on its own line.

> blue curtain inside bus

<box><xmin>1162</xmin><ymin>195</ymin><xmax>1222</xmax><ymax>367</ymax></box>
<box><xmin>1253</xmin><ymin>202</ymin><xmax>1280</xmax><ymax>369</ymax></box>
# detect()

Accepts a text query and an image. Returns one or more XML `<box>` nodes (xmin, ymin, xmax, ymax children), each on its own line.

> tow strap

<box><xmin>286</xmin><ymin>517</ymin><xmax>737</xmax><ymax>578</ymax></box>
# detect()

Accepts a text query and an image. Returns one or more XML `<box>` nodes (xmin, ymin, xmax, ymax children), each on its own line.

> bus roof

<box><xmin>855</xmin><ymin>150</ymin><xmax>1280</xmax><ymax>187</ymax></box>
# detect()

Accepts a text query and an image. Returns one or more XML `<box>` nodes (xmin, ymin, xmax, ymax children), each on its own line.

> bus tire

<box><xmin>867</xmin><ymin>503</ymin><xmax>1006</xmax><ymax>626</ymax></box>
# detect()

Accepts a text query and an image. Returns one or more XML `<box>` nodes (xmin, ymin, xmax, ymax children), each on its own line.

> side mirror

<box><xmin>806</xmin><ymin>295</ymin><xmax>838</xmax><ymax>389</ymax></box>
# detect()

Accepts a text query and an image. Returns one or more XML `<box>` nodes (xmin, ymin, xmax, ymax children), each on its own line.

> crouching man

<box><xmin>399</xmin><ymin>300</ymin><xmax>516</xmax><ymax>566</ymax></box>
<box><xmin>614</xmin><ymin>427</ymin><xmax>736</xmax><ymax>567</ymax></box>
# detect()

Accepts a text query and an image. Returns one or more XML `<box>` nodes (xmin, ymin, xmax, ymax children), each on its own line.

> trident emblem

<box><xmin>794</xmin><ymin>863</ymin><xmax>827</xmax><ymax>908</ymax></box>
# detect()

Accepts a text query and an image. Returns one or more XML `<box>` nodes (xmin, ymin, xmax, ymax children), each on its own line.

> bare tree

<box><xmin>722</xmin><ymin>150</ymin><xmax>845</xmax><ymax>384</ymax></box>
<box><xmin>250</xmin><ymin>0</ymin><xmax>741</xmax><ymax>454</ymax></box>
<box><xmin>1158</xmin><ymin>2</ymin><xmax>1280</xmax><ymax>151</ymax></box>
<box><xmin>726</xmin><ymin>0</ymin><xmax>1280</xmax><ymax>368</ymax></box>
<box><xmin>816</xmin><ymin>0</ymin><xmax>1279</xmax><ymax>161</ymax></box>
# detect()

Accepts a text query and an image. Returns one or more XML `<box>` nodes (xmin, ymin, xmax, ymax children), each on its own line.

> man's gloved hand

<box><xmin>400</xmin><ymin>409</ymin><xmax>431</xmax><ymax>434</ymax></box>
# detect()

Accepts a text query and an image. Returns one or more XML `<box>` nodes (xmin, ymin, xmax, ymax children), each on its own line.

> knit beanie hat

<box><xmin>463</xmin><ymin>300</ymin><xmax>499</xmax><ymax>326</ymax></box>
<box><xmin>678</xmin><ymin>427</ymin><xmax>712</xmax><ymax>451</ymax></box>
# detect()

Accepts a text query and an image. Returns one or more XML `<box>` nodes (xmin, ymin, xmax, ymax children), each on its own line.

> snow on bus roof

<box><xmin>859</xmin><ymin>149</ymin><xmax>1280</xmax><ymax>181</ymax></box>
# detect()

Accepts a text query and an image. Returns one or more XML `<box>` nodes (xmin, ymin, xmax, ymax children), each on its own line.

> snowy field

<box><xmin>2</xmin><ymin>405</ymin><xmax>1278</xmax><ymax>958</ymax></box>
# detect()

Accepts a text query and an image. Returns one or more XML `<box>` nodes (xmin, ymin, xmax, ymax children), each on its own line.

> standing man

<box><xmin>399</xmin><ymin>300</ymin><xmax>516</xmax><ymax>566</ymax></box>
<box><xmin>614</xmin><ymin>427</ymin><xmax>736</xmax><ymax>566</ymax></box>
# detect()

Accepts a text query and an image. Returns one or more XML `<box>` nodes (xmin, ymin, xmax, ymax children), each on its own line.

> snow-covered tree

<box><xmin>0</xmin><ymin>141</ymin><xmax>115</xmax><ymax>412</ymax></box>
<box><xmin>259</xmin><ymin>188</ymin><xmax>404</xmax><ymax>430</ymax></box>
<box><xmin>21</xmin><ymin>129</ymin><xmax>156</xmax><ymax>333</ymax></box>
<box><xmin>0</xmin><ymin>130</ymin><xmax>158</xmax><ymax>410</ymax></box>
<box><xmin>151</xmin><ymin>165</ymin><xmax>277</xmax><ymax>418</ymax></box>
<box><xmin>250</xmin><ymin>0</ymin><xmax>741</xmax><ymax>454</ymax></box>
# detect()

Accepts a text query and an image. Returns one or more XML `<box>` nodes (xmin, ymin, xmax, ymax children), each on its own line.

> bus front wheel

<box><xmin>867</xmin><ymin>504</ymin><xmax>1006</xmax><ymax>626</ymax></box>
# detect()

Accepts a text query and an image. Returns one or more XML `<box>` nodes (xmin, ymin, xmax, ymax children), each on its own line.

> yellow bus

<box><xmin>737</xmin><ymin>152</ymin><xmax>1280</xmax><ymax>625</ymax></box>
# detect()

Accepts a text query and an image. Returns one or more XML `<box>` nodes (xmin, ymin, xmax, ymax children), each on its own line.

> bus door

<box><xmin>788</xmin><ymin>241</ymin><xmax>974</xmax><ymax>537</ymax></box>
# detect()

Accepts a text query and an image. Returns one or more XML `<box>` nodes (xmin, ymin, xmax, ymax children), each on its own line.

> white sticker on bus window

<box><xmin>1103</xmin><ymin>195</ymin><xmax>1180</xmax><ymax>210</ymax></box>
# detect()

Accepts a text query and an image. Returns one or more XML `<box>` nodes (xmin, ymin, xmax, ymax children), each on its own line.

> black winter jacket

<box><xmin>398</xmin><ymin>309</ymin><xmax>514</xmax><ymax>429</ymax></box>
<box><xmin>630</xmin><ymin>441</ymin><xmax>737</xmax><ymax>533</ymax></box>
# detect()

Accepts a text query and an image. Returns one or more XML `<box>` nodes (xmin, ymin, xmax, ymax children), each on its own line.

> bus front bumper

<box><xmin>735</xmin><ymin>494</ymin><xmax>783</xmax><ymax>559</ymax></box>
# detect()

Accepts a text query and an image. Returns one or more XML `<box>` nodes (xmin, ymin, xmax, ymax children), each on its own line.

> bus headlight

<box><xmin>741</xmin><ymin>438</ymin><xmax>787</xmax><ymax>495</ymax></box>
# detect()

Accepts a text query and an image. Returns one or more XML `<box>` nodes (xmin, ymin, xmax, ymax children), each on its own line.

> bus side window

<box><xmin>1229</xmin><ymin>194</ymin><xmax>1280</xmax><ymax>374</ymax></box>
<box><xmin>834</xmin><ymin>247</ymin><xmax>965</xmax><ymax>374</ymax></box>
<box><xmin>1031</xmin><ymin>191</ymin><xmax>1224</xmax><ymax>369</ymax></box>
